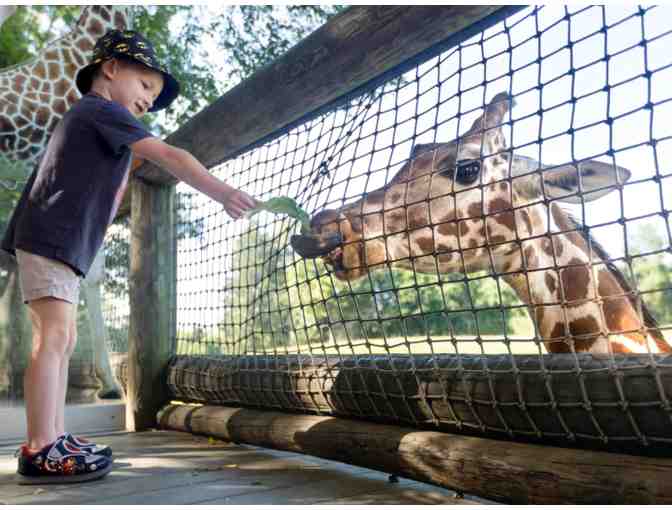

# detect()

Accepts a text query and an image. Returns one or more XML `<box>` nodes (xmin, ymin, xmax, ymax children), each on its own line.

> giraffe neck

<box><xmin>0</xmin><ymin>6</ymin><xmax>132</xmax><ymax>163</ymax></box>
<box><xmin>503</xmin><ymin>203</ymin><xmax>667</xmax><ymax>354</ymax></box>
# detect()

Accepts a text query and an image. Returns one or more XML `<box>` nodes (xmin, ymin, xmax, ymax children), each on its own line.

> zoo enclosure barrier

<box><xmin>108</xmin><ymin>5</ymin><xmax>672</xmax><ymax>504</ymax></box>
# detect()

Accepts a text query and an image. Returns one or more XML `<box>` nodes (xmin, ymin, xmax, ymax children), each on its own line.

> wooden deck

<box><xmin>0</xmin><ymin>429</ymin><xmax>491</xmax><ymax>505</ymax></box>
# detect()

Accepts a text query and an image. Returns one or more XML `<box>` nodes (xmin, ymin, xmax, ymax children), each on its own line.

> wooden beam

<box><xmin>116</xmin><ymin>5</ymin><xmax>520</xmax><ymax>217</ymax></box>
<box><xmin>126</xmin><ymin>180</ymin><xmax>176</xmax><ymax>430</ymax></box>
<box><xmin>158</xmin><ymin>403</ymin><xmax>672</xmax><ymax>504</ymax></box>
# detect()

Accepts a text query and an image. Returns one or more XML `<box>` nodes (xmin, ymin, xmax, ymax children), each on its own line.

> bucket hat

<box><xmin>75</xmin><ymin>29</ymin><xmax>180</xmax><ymax>112</ymax></box>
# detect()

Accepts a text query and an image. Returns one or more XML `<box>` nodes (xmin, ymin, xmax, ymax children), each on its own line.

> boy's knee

<box><xmin>33</xmin><ymin>324</ymin><xmax>72</xmax><ymax>359</ymax></box>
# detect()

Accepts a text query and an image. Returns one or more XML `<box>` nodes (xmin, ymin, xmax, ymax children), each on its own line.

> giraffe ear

<box><xmin>511</xmin><ymin>155</ymin><xmax>632</xmax><ymax>203</ymax></box>
<box><xmin>410</xmin><ymin>143</ymin><xmax>443</xmax><ymax>159</ymax></box>
<box><xmin>466</xmin><ymin>92</ymin><xmax>514</xmax><ymax>135</ymax></box>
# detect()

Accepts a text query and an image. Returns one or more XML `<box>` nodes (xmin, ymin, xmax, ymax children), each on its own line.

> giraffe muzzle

<box><xmin>290</xmin><ymin>232</ymin><xmax>343</xmax><ymax>258</ymax></box>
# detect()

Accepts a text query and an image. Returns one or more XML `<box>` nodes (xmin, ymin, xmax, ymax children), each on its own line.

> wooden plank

<box><xmin>116</xmin><ymin>5</ymin><xmax>520</xmax><ymax>217</ymax></box>
<box><xmin>0</xmin><ymin>430</ymin><xmax>475</xmax><ymax>505</ymax></box>
<box><xmin>126</xmin><ymin>181</ymin><xmax>176</xmax><ymax>430</ymax></box>
<box><xmin>158</xmin><ymin>403</ymin><xmax>672</xmax><ymax>505</ymax></box>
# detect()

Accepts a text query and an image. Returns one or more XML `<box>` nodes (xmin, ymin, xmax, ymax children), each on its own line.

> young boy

<box><xmin>1</xmin><ymin>30</ymin><xmax>257</xmax><ymax>484</ymax></box>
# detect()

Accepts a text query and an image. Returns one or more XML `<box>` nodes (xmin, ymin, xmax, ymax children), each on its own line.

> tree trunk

<box><xmin>0</xmin><ymin>252</ymin><xmax>31</xmax><ymax>403</ymax></box>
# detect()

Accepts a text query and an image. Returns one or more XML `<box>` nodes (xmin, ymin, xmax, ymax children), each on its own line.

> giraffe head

<box><xmin>292</xmin><ymin>92</ymin><xmax>631</xmax><ymax>282</ymax></box>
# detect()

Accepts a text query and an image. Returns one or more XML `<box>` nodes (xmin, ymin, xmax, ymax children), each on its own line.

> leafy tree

<box><xmin>629</xmin><ymin>223</ymin><xmax>672</xmax><ymax>326</ymax></box>
<box><xmin>0</xmin><ymin>6</ymin><xmax>79</xmax><ymax>68</ymax></box>
<box><xmin>134</xmin><ymin>5</ymin><xmax>346</xmax><ymax>134</ymax></box>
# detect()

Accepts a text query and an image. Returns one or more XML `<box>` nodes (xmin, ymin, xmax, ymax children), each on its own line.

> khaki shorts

<box><xmin>15</xmin><ymin>249</ymin><xmax>81</xmax><ymax>305</ymax></box>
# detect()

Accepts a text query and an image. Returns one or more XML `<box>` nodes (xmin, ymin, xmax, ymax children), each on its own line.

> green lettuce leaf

<box><xmin>246</xmin><ymin>196</ymin><xmax>312</xmax><ymax>234</ymax></box>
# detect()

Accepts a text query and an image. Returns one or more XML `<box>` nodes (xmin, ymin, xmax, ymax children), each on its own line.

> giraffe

<box><xmin>291</xmin><ymin>92</ymin><xmax>672</xmax><ymax>355</ymax></box>
<box><xmin>0</xmin><ymin>5</ymin><xmax>132</xmax><ymax>163</ymax></box>
<box><xmin>0</xmin><ymin>6</ymin><xmax>135</xmax><ymax>398</ymax></box>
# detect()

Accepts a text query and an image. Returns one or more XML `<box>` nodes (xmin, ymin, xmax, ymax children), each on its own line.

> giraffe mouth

<box><xmin>290</xmin><ymin>232</ymin><xmax>343</xmax><ymax>259</ymax></box>
<box><xmin>323</xmin><ymin>247</ymin><xmax>345</xmax><ymax>271</ymax></box>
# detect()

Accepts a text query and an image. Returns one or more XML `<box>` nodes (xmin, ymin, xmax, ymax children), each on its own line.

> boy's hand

<box><xmin>221</xmin><ymin>184</ymin><xmax>259</xmax><ymax>219</ymax></box>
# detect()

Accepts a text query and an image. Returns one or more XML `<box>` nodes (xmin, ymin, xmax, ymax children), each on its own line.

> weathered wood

<box><xmin>127</xmin><ymin>180</ymin><xmax>176</xmax><ymax>430</ymax></box>
<box><xmin>158</xmin><ymin>403</ymin><xmax>672</xmax><ymax>504</ymax></box>
<box><xmin>116</xmin><ymin>5</ymin><xmax>520</xmax><ymax>217</ymax></box>
<box><xmin>166</xmin><ymin>354</ymin><xmax>672</xmax><ymax>456</ymax></box>
<box><xmin>1</xmin><ymin>430</ymin><xmax>473</xmax><ymax>505</ymax></box>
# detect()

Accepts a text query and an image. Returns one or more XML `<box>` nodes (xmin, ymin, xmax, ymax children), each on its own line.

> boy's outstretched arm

<box><xmin>130</xmin><ymin>137</ymin><xmax>258</xmax><ymax>219</ymax></box>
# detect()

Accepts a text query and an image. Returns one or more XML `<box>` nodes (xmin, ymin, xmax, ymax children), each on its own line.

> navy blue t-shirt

<box><xmin>1</xmin><ymin>93</ymin><xmax>153</xmax><ymax>276</ymax></box>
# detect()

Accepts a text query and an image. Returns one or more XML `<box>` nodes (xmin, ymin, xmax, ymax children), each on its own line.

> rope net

<box><xmin>100</xmin><ymin>216</ymin><xmax>130</xmax><ymax>391</ymax></box>
<box><xmin>102</xmin><ymin>216</ymin><xmax>130</xmax><ymax>354</ymax></box>
<box><xmin>168</xmin><ymin>5</ymin><xmax>672</xmax><ymax>452</ymax></box>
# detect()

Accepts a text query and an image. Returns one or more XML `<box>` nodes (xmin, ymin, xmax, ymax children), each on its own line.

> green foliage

<box><xmin>0</xmin><ymin>157</ymin><xmax>30</xmax><ymax>233</ymax></box>
<box><xmin>246</xmin><ymin>197</ymin><xmax>312</xmax><ymax>235</ymax></box>
<box><xmin>0</xmin><ymin>5</ymin><xmax>344</xmax><ymax>134</ymax></box>
<box><xmin>134</xmin><ymin>5</ymin><xmax>345</xmax><ymax>134</ymax></box>
<box><xmin>102</xmin><ymin>216</ymin><xmax>130</xmax><ymax>297</ymax></box>
<box><xmin>0</xmin><ymin>6</ymin><xmax>80</xmax><ymax>68</ymax></box>
<box><xmin>630</xmin><ymin>223</ymin><xmax>672</xmax><ymax>325</ymax></box>
<box><xmin>215</xmin><ymin>5</ymin><xmax>345</xmax><ymax>83</ymax></box>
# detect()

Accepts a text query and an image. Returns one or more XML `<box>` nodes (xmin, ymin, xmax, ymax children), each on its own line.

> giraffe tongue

<box><xmin>290</xmin><ymin>232</ymin><xmax>343</xmax><ymax>258</ymax></box>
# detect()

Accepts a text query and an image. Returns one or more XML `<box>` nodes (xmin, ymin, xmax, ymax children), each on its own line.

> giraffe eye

<box><xmin>455</xmin><ymin>159</ymin><xmax>481</xmax><ymax>184</ymax></box>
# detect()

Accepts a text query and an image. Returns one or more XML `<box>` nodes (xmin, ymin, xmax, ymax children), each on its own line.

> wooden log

<box><xmin>158</xmin><ymin>403</ymin><xmax>672</xmax><ymax>504</ymax></box>
<box><xmin>165</xmin><ymin>353</ymin><xmax>672</xmax><ymax>456</ymax></box>
<box><xmin>127</xmin><ymin>180</ymin><xmax>176</xmax><ymax>430</ymax></box>
<box><xmin>116</xmin><ymin>5</ymin><xmax>521</xmax><ymax>217</ymax></box>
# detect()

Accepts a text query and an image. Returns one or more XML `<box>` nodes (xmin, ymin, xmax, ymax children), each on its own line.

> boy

<box><xmin>1</xmin><ymin>30</ymin><xmax>257</xmax><ymax>484</ymax></box>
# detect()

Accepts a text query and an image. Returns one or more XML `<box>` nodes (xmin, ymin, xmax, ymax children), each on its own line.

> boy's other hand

<box><xmin>222</xmin><ymin>185</ymin><xmax>259</xmax><ymax>219</ymax></box>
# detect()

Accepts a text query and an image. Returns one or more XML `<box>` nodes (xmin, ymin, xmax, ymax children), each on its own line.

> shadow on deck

<box><xmin>0</xmin><ymin>430</ymin><xmax>489</xmax><ymax>505</ymax></box>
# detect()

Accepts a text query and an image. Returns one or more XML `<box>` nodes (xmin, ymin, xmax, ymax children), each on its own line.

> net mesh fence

<box><xmin>102</xmin><ymin>216</ymin><xmax>131</xmax><ymax>355</ymax></box>
<box><xmin>166</xmin><ymin>5</ymin><xmax>672</xmax><ymax>451</ymax></box>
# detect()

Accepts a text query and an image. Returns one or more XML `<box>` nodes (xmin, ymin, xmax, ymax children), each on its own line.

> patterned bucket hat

<box><xmin>76</xmin><ymin>29</ymin><xmax>180</xmax><ymax>112</ymax></box>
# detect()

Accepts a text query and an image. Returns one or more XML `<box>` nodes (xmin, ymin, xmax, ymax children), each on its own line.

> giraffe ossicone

<box><xmin>291</xmin><ymin>92</ymin><xmax>672</xmax><ymax>355</ymax></box>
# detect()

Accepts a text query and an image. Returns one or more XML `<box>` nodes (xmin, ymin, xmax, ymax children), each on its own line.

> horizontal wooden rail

<box><xmin>158</xmin><ymin>403</ymin><xmax>672</xmax><ymax>504</ymax></box>
<box><xmin>117</xmin><ymin>5</ymin><xmax>521</xmax><ymax>217</ymax></box>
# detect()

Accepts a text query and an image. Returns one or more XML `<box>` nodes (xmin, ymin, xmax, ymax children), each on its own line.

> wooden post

<box><xmin>127</xmin><ymin>178</ymin><xmax>176</xmax><ymax>431</ymax></box>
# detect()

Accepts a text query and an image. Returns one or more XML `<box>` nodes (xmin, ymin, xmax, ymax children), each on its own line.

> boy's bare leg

<box><xmin>24</xmin><ymin>297</ymin><xmax>76</xmax><ymax>451</ymax></box>
<box><xmin>54</xmin><ymin>309</ymin><xmax>77</xmax><ymax>438</ymax></box>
